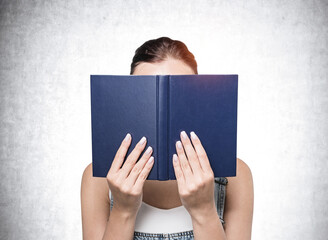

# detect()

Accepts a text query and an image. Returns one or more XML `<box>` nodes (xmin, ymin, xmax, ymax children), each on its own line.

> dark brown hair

<box><xmin>130</xmin><ymin>37</ymin><xmax>198</xmax><ymax>74</ymax></box>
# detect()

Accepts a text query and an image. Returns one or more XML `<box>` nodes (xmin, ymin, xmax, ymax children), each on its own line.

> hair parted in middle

<box><xmin>130</xmin><ymin>37</ymin><xmax>198</xmax><ymax>74</ymax></box>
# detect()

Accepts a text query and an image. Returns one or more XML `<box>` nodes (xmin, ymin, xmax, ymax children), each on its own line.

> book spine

<box><xmin>157</xmin><ymin>75</ymin><xmax>169</xmax><ymax>180</ymax></box>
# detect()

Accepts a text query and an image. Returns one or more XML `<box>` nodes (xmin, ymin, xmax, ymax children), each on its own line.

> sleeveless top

<box><xmin>109</xmin><ymin>177</ymin><xmax>228</xmax><ymax>240</ymax></box>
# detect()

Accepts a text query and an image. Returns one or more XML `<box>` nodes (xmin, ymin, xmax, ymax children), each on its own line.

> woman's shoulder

<box><xmin>225</xmin><ymin>157</ymin><xmax>254</xmax><ymax>206</ymax></box>
<box><xmin>226</xmin><ymin>158</ymin><xmax>253</xmax><ymax>187</ymax></box>
<box><xmin>81</xmin><ymin>163</ymin><xmax>110</xmax><ymax>202</ymax></box>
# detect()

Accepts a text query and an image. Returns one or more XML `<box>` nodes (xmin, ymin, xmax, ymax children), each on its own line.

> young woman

<box><xmin>81</xmin><ymin>37</ymin><xmax>254</xmax><ymax>240</ymax></box>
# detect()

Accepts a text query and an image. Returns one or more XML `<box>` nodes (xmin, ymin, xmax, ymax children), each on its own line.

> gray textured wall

<box><xmin>0</xmin><ymin>0</ymin><xmax>327</xmax><ymax>239</ymax></box>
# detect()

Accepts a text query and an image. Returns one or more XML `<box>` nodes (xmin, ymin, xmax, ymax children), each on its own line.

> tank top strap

<box><xmin>214</xmin><ymin>177</ymin><xmax>228</xmax><ymax>226</ymax></box>
<box><xmin>109</xmin><ymin>189</ymin><xmax>114</xmax><ymax>211</ymax></box>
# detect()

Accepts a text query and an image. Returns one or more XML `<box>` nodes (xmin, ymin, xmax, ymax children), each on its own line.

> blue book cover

<box><xmin>90</xmin><ymin>75</ymin><xmax>238</xmax><ymax>180</ymax></box>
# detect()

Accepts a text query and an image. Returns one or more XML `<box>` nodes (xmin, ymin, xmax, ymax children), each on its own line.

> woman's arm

<box><xmin>224</xmin><ymin>158</ymin><xmax>254</xmax><ymax>239</ymax></box>
<box><xmin>81</xmin><ymin>163</ymin><xmax>137</xmax><ymax>240</ymax></box>
<box><xmin>191</xmin><ymin>207</ymin><xmax>226</xmax><ymax>240</ymax></box>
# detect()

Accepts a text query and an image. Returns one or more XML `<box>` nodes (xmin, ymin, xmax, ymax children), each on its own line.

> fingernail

<box><xmin>139</xmin><ymin>136</ymin><xmax>146</xmax><ymax>145</ymax></box>
<box><xmin>173</xmin><ymin>154</ymin><xmax>178</xmax><ymax>162</ymax></box>
<box><xmin>190</xmin><ymin>131</ymin><xmax>198</xmax><ymax>140</ymax></box>
<box><xmin>145</xmin><ymin>146</ymin><xmax>152</xmax><ymax>154</ymax></box>
<box><xmin>176</xmin><ymin>141</ymin><xmax>183</xmax><ymax>149</ymax></box>
<box><xmin>124</xmin><ymin>133</ymin><xmax>131</xmax><ymax>142</ymax></box>
<box><xmin>147</xmin><ymin>156</ymin><xmax>154</xmax><ymax>165</ymax></box>
<box><xmin>181</xmin><ymin>131</ymin><xmax>188</xmax><ymax>139</ymax></box>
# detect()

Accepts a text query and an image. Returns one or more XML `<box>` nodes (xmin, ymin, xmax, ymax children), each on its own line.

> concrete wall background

<box><xmin>0</xmin><ymin>0</ymin><xmax>327</xmax><ymax>239</ymax></box>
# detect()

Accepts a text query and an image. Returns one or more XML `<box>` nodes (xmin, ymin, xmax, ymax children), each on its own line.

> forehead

<box><xmin>133</xmin><ymin>59</ymin><xmax>195</xmax><ymax>75</ymax></box>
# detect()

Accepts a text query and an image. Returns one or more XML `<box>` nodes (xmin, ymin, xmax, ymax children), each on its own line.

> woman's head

<box><xmin>130</xmin><ymin>37</ymin><xmax>198</xmax><ymax>75</ymax></box>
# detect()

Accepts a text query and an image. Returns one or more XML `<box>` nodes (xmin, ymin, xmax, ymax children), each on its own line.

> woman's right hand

<box><xmin>106</xmin><ymin>133</ymin><xmax>154</xmax><ymax>217</ymax></box>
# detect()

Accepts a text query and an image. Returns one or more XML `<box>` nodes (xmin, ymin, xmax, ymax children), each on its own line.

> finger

<box><xmin>134</xmin><ymin>156</ymin><xmax>154</xmax><ymax>193</ymax></box>
<box><xmin>120</xmin><ymin>136</ymin><xmax>147</xmax><ymax>178</ymax></box>
<box><xmin>110</xmin><ymin>133</ymin><xmax>132</xmax><ymax>173</ymax></box>
<box><xmin>180</xmin><ymin>130</ymin><xmax>202</xmax><ymax>175</ymax></box>
<box><xmin>124</xmin><ymin>146</ymin><xmax>153</xmax><ymax>188</ymax></box>
<box><xmin>172</xmin><ymin>154</ymin><xmax>186</xmax><ymax>187</ymax></box>
<box><xmin>190</xmin><ymin>131</ymin><xmax>212</xmax><ymax>173</ymax></box>
<box><xmin>176</xmin><ymin>140</ymin><xmax>193</xmax><ymax>178</ymax></box>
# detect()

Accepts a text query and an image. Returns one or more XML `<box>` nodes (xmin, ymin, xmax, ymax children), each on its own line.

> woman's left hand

<box><xmin>172</xmin><ymin>130</ymin><xmax>216</xmax><ymax>219</ymax></box>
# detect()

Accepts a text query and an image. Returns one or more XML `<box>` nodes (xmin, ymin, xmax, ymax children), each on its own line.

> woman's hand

<box><xmin>172</xmin><ymin>130</ymin><xmax>216</xmax><ymax>219</ymax></box>
<box><xmin>106</xmin><ymin>133</ymin><xmax>154</xmax><ymax>217</ymax></box>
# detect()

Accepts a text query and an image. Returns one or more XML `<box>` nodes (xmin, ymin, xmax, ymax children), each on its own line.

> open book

<box><xmin>91</xmin><ymin>74</ymin><xmax>238</xmax><ymax>180</ymax></box>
